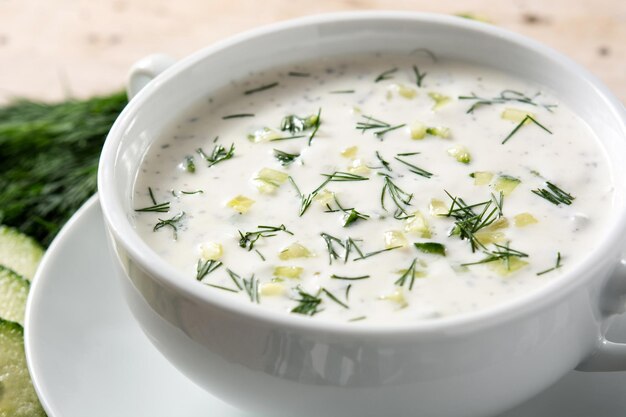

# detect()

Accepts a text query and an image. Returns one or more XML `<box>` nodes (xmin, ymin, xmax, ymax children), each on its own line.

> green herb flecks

<box><xmin>289</xmin><ymin>172</ymin><xmax>369</xmax><ymax>217</ymax></box>
<box><xmin>269</xmin><ymin>135</ymin><xmax>307</xmax><ymax>142</ymax></box>
<box><xmin>324</xmin><ymin>195</ymin><xmax>370</xmax><ymax>227</ymax></box>
<box><xmin>222</xmin><ymin>113</ymin><xmax>255</xmax><ymax>119</ymax></box>
<box><xmin>356</xmin><ymin>115</ymin><xmax>406</xmax><ymax>139</ymax></box>
<box><xmin>291</xmin><ymin>289</ymin><xmax>322</xmax><ymax>316</ymax></box>
<box><xmin>182</xmin><ymin>156</ymin><xmax>195</xmax><ymax>173</ymax></box>
<box><xmin>461</xmin><ymin>242</ymin><xmax>529</xmax><ymax>270</ymax></box>
<box><xmin>394</xmin><ymin>155</ymin><xmax>433</xmax><ymax>178</ymax></box>
<box><xmin>196</xmin><ymin>259</ymin><xmax>223</xmax><ymax>281</ymax></box>
<box><xmin>380</xmin><ymin>173</ymin><xmax>413</xmax><ymax>218</ymax></box>
<box><xmin>153</xmin><ymin>211</ymin><xmax>185</xmax><ymax>239</ymax></box>
<box><xmin>279</xmin><ymin>109</ymin><xmax>322</xmax><ymax>146</ymax></box>
<box><xmin>537</xmin><ymin>252</ymin><xmax>563</xmax><ymax>275</ymax></box>
<box><xmin>242</xmin><ymin>274</ymin><xmax>260</xmax><ymax>303</ymax></box>
<box><xmin>444</xmin><ymin>191</ymin><xmax>503</xmax><ymax>252</ymax></box>
<box><xmin>501</xmin><ymin>115</ymin><xmax>552</xmax><ymax>144</ymax></box>
<box><xmin>135</xmin><ymin>187</ymin><xmax>170</xmax><ymax>213</ymax></box>
<box><xmin>374</xmin><ymin>67</ymin><xmax>398</xmax><ymax>82</ymax></box>
<box><xmin>321</xmin><ymin>288</ymin><xmax>349</xmax><ymax>309</ymax></box>
<box><xmin>414</xmin><ymin>242</ymin><xmax>446</xmax><ymax>256</ymax></box>
<box><xmin>395</xmin><ymin>258</ymin><xmax>419</xmax><ymax>290</ymax></box>
<box><xmin>180</xmin><ymin>190</ymin><xmax>204</xmax><ymax>195</ymax></box>
<box><xmin>412</xmin><ymin>65</ymin><xmax>427</xmax><ymax>87</ymax></box>
<box><xmin>348</xmin><ymin>316</ymin><xmax>367</xmax><ymax>322</ymax></box>
<box><xmin>288</xmin><ymin>71</ymin><xmax>310</xmax><ymax>77</ymax></box>
<box><xmin>375</xmin><ymin>151</ymin><xmax>392</xmax><ymax>172</ymax></box>
<box><xmin>238</xmin><ymin>224</ymin><xmax>293</xmax><ymax>251</ymax></box>
<box><xmin>458</xmin><ymin>90</ymin><xmax>557</xmax><ymax>114</ymax></box>
<box><xmin>532</xmin><ymin>182</ymin><xmax>575</xmax><ymax>206</ymax></box>
<box><xmin>330</xmin><ymin>90</ymin><xmax>355</xmax><ymax>94</ymax></box>
<box><xmin>273</xmin><ymin>149</ymin><xmax>300</xmax><ymax>166</ymax></box>
<box><xmin>244</xmin><ymin>82</ymin><xmax>279</xmax><ymax>95</ymax></box>
<box><xmin>205</xmin><ymin>283</ymin><xmax>239</xmax><ymax>293</ymax></box>
<box><xmin>354</xmin><ymin>245</ymin><xmax>402</xmax><ymax>261</ymax></box>
<box><xmin>331</xmin><ymin>274</ymin><xmax>370</xmax><ymax>281</ymax></box>
<box><xmin>320</xmin><ymin>232</ymin><xmax>347</xmax><ymax>265</ymax></box>
<box><xmin>196</xmin><ymin>143</ymin><xmax>235</xmax><ymax>167</ymax></box>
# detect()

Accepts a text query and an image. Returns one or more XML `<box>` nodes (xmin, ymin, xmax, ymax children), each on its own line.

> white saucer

<box><xmin>24</xmin><ymin>196</ymin><xmax>626</xmax><ymax>417</ymax></box>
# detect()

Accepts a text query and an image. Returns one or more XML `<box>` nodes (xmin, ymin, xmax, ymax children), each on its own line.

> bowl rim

<box><xmin>98</xmin><ymin>10</ymin><xmax>626</xmax><ymax>336</ymax></box>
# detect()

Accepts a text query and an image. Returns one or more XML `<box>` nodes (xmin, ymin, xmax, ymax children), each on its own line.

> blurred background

<box><xmin>0</xmin><ymin>0</ymin><xmax>624</xmax><ymax>104</ymax></box>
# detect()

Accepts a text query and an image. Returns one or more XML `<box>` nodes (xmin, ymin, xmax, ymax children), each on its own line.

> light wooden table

<box><xmin>0</xmin><ymin>0</ymin><xmax>623</xmax><ymax>103</ymax></box>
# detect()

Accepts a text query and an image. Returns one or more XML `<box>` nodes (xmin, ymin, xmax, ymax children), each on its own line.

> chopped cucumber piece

<box><xmin>493</xmin><ymin>175</ymin><xmax>521</xmax><ymax>196</ymax></box>
<box><xmin>380</xmin><ymin>289</ymin><xmax>408</xmax><ymax>308</ymax></box>
<box><xmin>501</xmin><ymin>108</ymin><xmax>535</xmax><ymax>123</ymax></box>
<box><xmin>248</xmin><ymin>127</ymin><xmax>283</xmax><ymax>143</ymax></box>
<box><xmin>470</xmin><ymin>171</ymin><xmax>494</xmax><ymax>186</ymax></box>
<box><xmin>414</xmin><ymin>242</ymin><xmax>446</xmax><ymax>256</ymax></box>
<box><xmin>474</xmin><ymin>218</ymin><xmax>509</xmax><ymax>245</ymax></box>
<box><xmin>0</xmin><ymin>319</ymin><xmax>46</xmax><ymax>417</ymax></box>
<box><xmin>347</xmin><ymin>159</ymin><xmax>371</xmax><ymax>176</ymax></box>
<box><xmin>488</xmin><ymin>257</ymin><xmax>529</xmax><ymax>276</ymax></box>
<box><xmin>428</xmin><ymin>92</ymin><xmax>451</xmax><ymax>110</ymax></box>
<box><xmin>253</xmin><ymin>168</ymin><xmax>289</xmax><ymax>193</ymax></box>
<box><xmin>0</xmin><ymin>266</ymin><xmax>29</xmax><ymax>326</ymax></box>
<box><xmin>389</xmin><ymin>83</ymin><xmax>417</xmax><ymax>99</ymax></box>
<box><xmin>273</xmin><ymin>266</ymin><xmax>303</xmax><ymax>279</ymax></box>
<box><xmin>426</xmin><ymin>126</ymin><xmax>451</xmax><ymax>139</ymax></box>
<box><xmin>340</xmin><ymin>146</ymin><xmax>358</xmax><ymax>158</ymax></box>
<box><xmin>384</xmin><ymin>230</ymin><xmax>408</xmax><ymax>248</ymax></box>
<box><xmin>514</xmin><ymin>213</ymin><xmax>539</xmax><ymax>227</ymax></box>
<box><xmin>200</xmin><ymin>242</ymin><xmax>223</xmax><ymax>261</ymax></box>
<box><xmin>279</xmin><ymin>243</ymin><xmax>312</xmax><ymax>260</ymax></box>
<box><xmin>429</xmin><ymin>199</ymin><xmax>448</xmax><ymax>216</ymax></box>
<box><xmin>447</xmin><ymin>145</ymin><xmax>471</xmax><ymax>164</ymax></box>
<box><xmin>0</xmin><ymin>226</ymin><xmax>43</xmax><ymax>281</ymax></box>
<box><xmin>409</xmin><ymin>122</ymin><xmax>427</xmax><ymax>140</ymax></box>
<box><xmin>260</xmin><ymin>282</ymin><xmax>286</xmax><ymax>296</ymax></box>
<box><xmin>226</xmin><ymin>195</ymin><xmax>255</xmax><ymax>213</ymax></box>
<box><xmin>404</xmin><ymin>211</ymin><xmax>431</xmax><ymax>238</ymax></box>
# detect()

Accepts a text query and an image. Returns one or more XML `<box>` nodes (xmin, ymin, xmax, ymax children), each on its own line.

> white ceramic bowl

<box><xmin>98</xmin><ymin>12</ymin><xmax>626</xmax><ymax>417</ymax></box>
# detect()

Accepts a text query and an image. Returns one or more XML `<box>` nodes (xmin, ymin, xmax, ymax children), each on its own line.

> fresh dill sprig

<box><xmin>395</xmin><ymin>258</ymin><xmax>419</xmax><ymax>290</ymax></box>
<box><xmin>331</xmin><ymin>274</ymin><xmax>370</xmax><ymax>280</ymax></box>
<box><xmin>320</xmin><ymin>232</ymin><xmax>346</xmax><ymax>265</ymax></box>
<box><xmin>414</xmin><ymin>242</ymin><xmax>446</xmax><ymax>256</ymax></box>
<box><xmin>291</xmin><ymin>289</ymin><xmax>322</xmax><ymax>316</ymax></box>
<box><xmin>374</xmin><ymin>67</ymin><xmax>398</xmax><ymax>82</ymax></box>
<box><xmin>280</xmin><ymin>112</ymin><xmax>319</xmax><ymax>134</ymax></box>
<box><xmin>135</xmin><ymin>187</ymin><xmax>170</xmax><ymax>213</ymax></box>
<box><xmin>412</xmin><ymin>65</ymin><xmax>427</xmax><ymax>87</ymax></box>
<box><xmin>241</xmin><ymin>274</ymin><xmax>260</xmax><ymax>303</ymax></box>
<box><xmin>444</xmin><ymin>190</ymin><xmax>503</xmax><ymax>252</ymax></box>
<box><xmin>226</xmin><ymin>268</ymin><xmax>244</xmax><ymax>290</ymax></box>
<box><xmin>348</xmin><ymin>316</ymin><xmax>367</xmax><ymax>322</ymax></box>
<box><xmin>288</xmin><ymin>176</ymin><xmax>316</xmax><ymax>216</ymax></box>
<box><xmin>330</xmin><ymin>90</ymin><xmax>355</xmax><ymax>94</ymax></box>
<box><xmin>356</xmin><ymin>115</ymin><xmax>406</xmax><ymax>139</ymax></box>
<box><xmin>222</xmin><ymin>113</ymin><xmax>255</xmax><ymax>119</ymax></box>
<box><xmin>375</xmin><ymin>151</ymin><xmax>392</xmax><ymax>171</ymax></box>
<box><xmin>238</xmin><ymin>224</ymin><xmax>293</xmax><ymax>251</ymax></box>
<box><xmin>205</xmin><ymin>283</ymin><xmax>239</xmax><ymax>293</ymax></box>
<box><xmin>180</xmin><ymin>190</ymin><xmax>203</xmax><ymax>195</ymax></box>
<box><xmin>288</xmin><ymin>71</ymin><xmax>310</xmax><ymax>77</ymax></box>
<box><xmin>532</xmin><ymin>182</ymin><xmax>575</xmax><ymax>206</ymax></box>
<box><xmin>268</xmin><ymin>135</ymin><xmax>307</xmax><ymax>142</ymax></box>
<box><xmin>183</xmin><ymin>155</ymin><xmax>195</xmax><ymax>173</ymax></box>
<box><xmin>254</xmin><ymin>249</ymin><xmax>266</xmax><ymax>261</ymax></box>
<box><xmin>537</xmin><ymin>252</ymin><xmax>563</xmax><ymax>276</ymax></box>
<box><xmin>308</xmin><ymin>108</ymin><xmax>322</xmax><ymax>146</ymax></box>
<box><xmin>394</xmin><ymin>155</ymin><xmax>433</xmax><ymax>178</ymax></box>
<box><xmin>196</xmin><ymin>143</ymin><xmax>235</xmax><ymax>167</ymax></box>
<box><xmin>501</xmin><ymin>115</ymin><xmax>552</xmax><ymax>144</ymax></box>
<box><xmin>196</xmin><ymin>259</ymin><xmax>223</xmax><ymax>281</ymax></box>
<box><xmin>244</xmin><ymin>82</ymin><xmax>279</xmax><ymax>95</ymax></box>
<box><xmin>353</xmin><ymin>245</ymin><xmax>402</xmax><ymax>261</ymax></box>
<box><xmin>321</xmin><ymin>288</ymin><xmax>349</xmax><ymax>309</ymax></box>
<box><xmin>288</xmin><ymin>172</ymin><xmax>368</xmax><ymax>217</ymax></box>
<box><xmin>273</xmin><ymin>148</ymin><xmax>300</xmax><ymax>166</ymax></box>
<box><xmin>153</xmin><ymin>211</ymin><xmax>185</xmax><ymax>239</ymax></box>
<box><xmin>324</xmin><ymin>195</ymin><xmax>370</xmax><ymax>227</ymax></box>
<box><xmin>461</xmin><ymin>242</ymin><xmax>529</xmax><ymax>270</ymax></box>
<box><xmin>458</xmin><ymin>90</ymin><xmax>557</xmax><ymax>114</ymax></box>
<box><xmin>379</xmin><ymin>173</ymin><xmax>413</xmax><ymax>217</ymax></box>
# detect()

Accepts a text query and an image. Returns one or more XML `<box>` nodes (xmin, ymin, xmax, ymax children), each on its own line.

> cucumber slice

<box><xmin>0</xmin><ymin>226</ymin><xmax>44</xmax><ymax>281</ymax></box>
<box><xmin>0</xmin><ymin>266</ymin><xmax>29</xmax><ymax>326</ymax></box>
<box><xmin>0</xmin><ymin>319</ymin><xmax>46</xmax><ymax>417</ymax></box>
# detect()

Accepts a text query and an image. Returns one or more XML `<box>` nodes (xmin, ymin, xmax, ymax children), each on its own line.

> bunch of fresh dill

<box><xmin>0</xmin><ymin>92</ymin><xmax>127</xmax><ymax>246</ymax></box>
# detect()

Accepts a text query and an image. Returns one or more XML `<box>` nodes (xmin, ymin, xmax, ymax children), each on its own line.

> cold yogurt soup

<box><xmin>132</xmin><ymin>53</ymin><xmax>613</xmax><ymax>323</ymax></box>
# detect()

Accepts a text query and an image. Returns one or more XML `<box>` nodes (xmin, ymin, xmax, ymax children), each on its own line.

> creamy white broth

<box><xmin>133</xmin><ymin>54</ymin><xmax>613</xmax><ymax>323</ymax></box>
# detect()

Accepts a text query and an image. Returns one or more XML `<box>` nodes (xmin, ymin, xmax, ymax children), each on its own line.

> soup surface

<box><xmin>133</xmin><ymin>53</ymin><xmax>613</xmax><ymax>323</ymax></box>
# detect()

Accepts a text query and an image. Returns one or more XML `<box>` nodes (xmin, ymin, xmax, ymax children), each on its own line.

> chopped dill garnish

<box><xmin>394</xmin><ymin>155</ymin><xmax>433</xmax><ymax>178</ymax></box>
<box><xmin>254</xmin><ymin>249</ymin><xmax>266</xmax><ymax>261</ymax></box>
<box><xmin>205</xmin><ymin>283</ymin><xmax>239</xmax><ymax>293</ymax></box>
<box><xmin>532</xmin><ymin>182</ymin><xmax>575</xmax><ymax>206</ymax></box>
<box><xmin>288</xmin><ymin>176</ymin><xmax>316</xmax><ymax>216</ymax></box>
<box><xmin>321</xmin><ymin>288</ymin><xmax>349</xmax><ymax>309</ymax></box>
<box><xmin>412</xmin><ymin>48</ymin><xmax>438</xmax><ymax>62</ymax></box>
<box><xmin>273</xmin><ymin>149</ymin><xmax>300</xmax><ymax>166</ymax></box>
<box><xmin>241</xmin><ymin>274</ymin><xmax>260</xmax><ymax>303</ymax></box>
<box><xmin>375</xmin><ymin>151</ymin><xmax>392</xmax><ymax>171</ymax></box>
<box><xmin>412</xmin><ymin>65</ymin><xmax>427</xmax><ymax>87</ymax></box>
<box><xmin>331</xmin><ymin>274</ymin><xmax>370</xmax><ymax>280</ymax></box>
<box><xmin>458</xmin><ymin>90</ymin><xmax>557</xmax><ymax>114</ymax></box>
<box><xmin>395</xmin><ymin>258</ymin><xmax>419</xmax><ymax>290</ymax></box>
<box><xmin>320</xmin><ymin>232</ymin><xmax>346</xmax><ymax>265</ymax></box>
<box><xmin>196</xmin><ymin>143</ymin><xmax>235</xmax><ymax>167</ymax></box>
<box><xmin>288</xmin><ymin>71</ymin><xmax>310</xmax><ymax>77</ymax></box>
<box><xmin>222</xmin><ymin>113</ymin><xmax>255</xmax><ymax>120</ymax></box>
<box><xmin>330</xmin><ymin>90</ymin><xmax>355</xmax><ymax>94</ymax></box>
<box><xmin>135</xmin><ymin>187</ymin><xmax>170</xmax><ymax>212</ymax></box>
<box><xmin>183</xmin><ymin>156</ymin><xmax>195</xmax><ymax>173</ymax></box>
<box><xmin>269</xmin><ymin>135</ymin><xmax>307</xmax><ymax>142</ymax></box>
<box><xmin>288</xmin><ymin>172</ymin><xmax>368</xmax><ymax>217</ymax></box>
<box><xmin>396</xmin><ymin>152</ymin><xmax>421</xmax><ymax>157</ymax></box>
<box><xmin>374</xmin><ymin>67</ymin><xmax>397</xmax><ymax>82</ymax></box>
<box><xmin>348</xmin><ymin>316</ymin><xmax>366</xmax><ymax>322</ymax></box>
<box><xmin>153</xmin><ymin>211</ymin><xmax>185</xmax><ymax>239</ymax></box>
<box><xmin>308</xmin><ymin>108</ymin><xmax>322</xmax><ymax>146</ymax></box>
<box><xmin>345</xmin><ymin>284</ymin><xmax>352</xmax><ymax>300</ymax></box>
<box><xmin>537</xmin><ymin>252</ymin><xmax>563</xmax><ymax>276</ymax></box>
<box><xmin>414</xmin><ymin>242</ymin><xmax>446</xmax><ymax>256</ymax></box>
<box><xmin>226</xmin><ymin>268</ymin><xmax>243</xmax><ymax>290</ymax></box>
<box><xmin>501</xmin><ymin>115</ymin><xmax>552</xmax><ymax>144</ymax></box>
<box><xmin>324</xmin><ymin>195</ymin><xmax>370</xmax><ymax>227</ymax></box>
<box><xmin>280</xmin><ymin>112</ymin><xmax>319</xmax><ymax>134</ymax></box>
<box><xmin>244</xmin><ymin>82</ymin><xmax>279</xmax><ymax>95</ymax></box>
<box><xmin>196</xmin><ymin>259</ymin><xmax>223</xmax><ymax>281</ymax></box>
<box><xmin>444</xmin><ymin>190</ymin><xmax>503</xmax><ymax>252</ymax></box>
<box><xmin>461</xmin><ymin>242</ymin><xmax>529</xmax><ymax>270</ymax></box>
<box><xmin>379</xmin><ymin>173</ymin><xmax>413</xmax><ymax>217</ymax></box>
<box><xmin>354</xmin><ymin>245</ymin><xmax>402</xmax><ymax>261</ymax></box>
<box><xmin>356</xmin><ymin>114</ymin><xmax>406</xmax><ymax>139</ymax></box>
<box><xmin>238</xmin><ymin>224</ymin><xmax>293</xmax><ymax>251</ymax></box>
<box><xmin>180</xmin><ymin>190</ymin><xmax>203</xmax><ymax>195</ymax></box>
<box><xmin>291</xmin><ymin>289</ymin><xmax>322</xmax><ymax>316</ymax></box>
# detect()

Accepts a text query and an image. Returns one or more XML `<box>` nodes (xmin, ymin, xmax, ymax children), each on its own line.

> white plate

<box><xmin>24</xmin><ymin>196</ymin><xmax>626</xmax><ymax>417</ymax></box>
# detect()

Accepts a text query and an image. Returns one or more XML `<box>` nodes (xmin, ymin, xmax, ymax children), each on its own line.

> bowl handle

<box><xmin>126</xmin><ymin>53</ymin><xmax>176</xmax><ymax>100</ymax></box>
<box><xmin>577</xmin><ymin>259</ymin><xmax>626</xmax><ymax>371</ymax></box>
